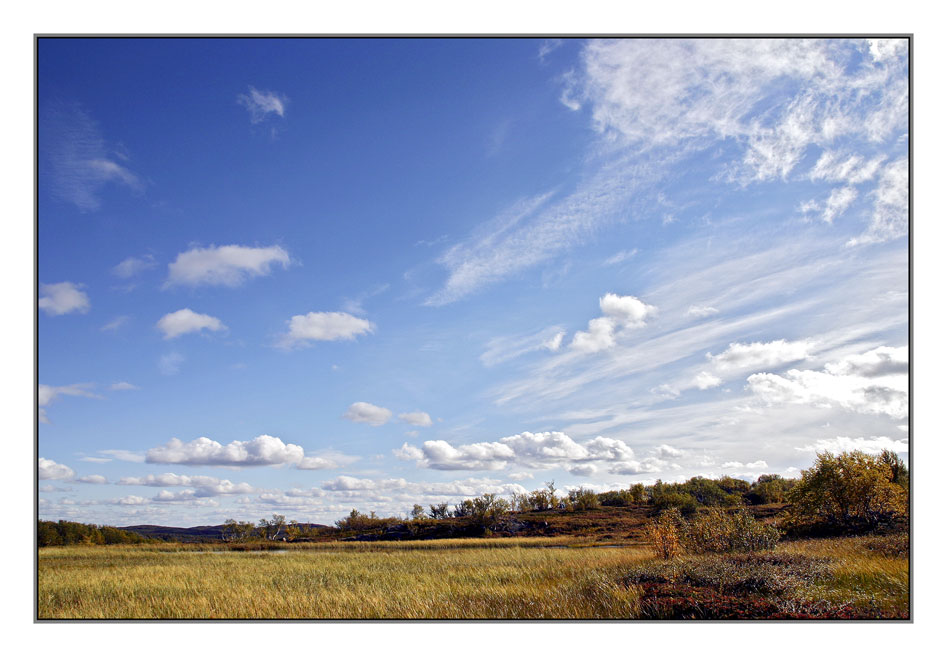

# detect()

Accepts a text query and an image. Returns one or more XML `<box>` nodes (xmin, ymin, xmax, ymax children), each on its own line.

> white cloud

<box><xmin>116</xmin><ymin>496</ymin><xmax>148</xmax><ymax>506</ymax></box>
<box><xmin>39</xmin><ymin>282</ymin><xmax>90</xmax><ymax>316</ymax></box>
<box><xmin>38</xmin><ymin>383</ymin><xmax>100</xmax><ymax>423</ymax></box>
<box><xmin>694</xmin><ymin>371</ymin><xmax>723</xmax><ymax>390</ymax></box>
<box><xmin>480</xmin><ymin>326</ymin><xmax>567</xmax><ymax>367</ymax></box>
<box><xmin>344</xmin><ymin>402</ymin><xmax>392</xmax><ymax>426</ymax></box>
<box><xmin>41</xmin><ymin>102</ymin><xmax>143</xmax><ymax>211</ymax></box>
<box><xmin>109</xmin><ymin>381</ymin><xmax>139</xmax><ymax>391</ymax></box>
<box><xmin>603</xmin><ymin>249</ymin><xmax>637</xmax><ymax>266</ymax></box>
<box><xmin>686</xmin><ymin>305</ymin><xmax>719</xmax><ymax>318</ymax></box>
<box><xmin>279</xmin><ymin>312</ymin><xmax>374</xmax><ymax>348</ymax></box>
<box><xmin>39</xmin><ymin>458</ymin><xmax>75</xmax><ymax>480</ymax></box>
<box><xmin>165</xmin><ymin>244</ymin><xmax>290</xmax><ymax>287</ymax></box>
<box><xmin>848</xmin><ymin>158</ymin><xmax>908</xmax><ymax>246</ymax></box>
<box><xmin>156</xmin><ymin>308</ymin><xmax>227</xmax><ymax>339</ymax></box>
<box><xmin>821</xmin><ymin>186</ymin><xmax>858</xmax><ymax>224</ymax></box>
<box><xmin>146</xmin><ymin>435</ymin><xmax>306</xmax><ymax>467</ymax></box>
<box><xmin>158</xmin><ymin>352</ymin><xmax>185</xmax><ymax>376</ymax></box>
<box><xmin>93</xmin><ymin>450</ymin><xmax>143</xmax><ymax>464</ymax></box>
<box><xmin>118</xmin><ymin>473</ymin><xmax>255</xmax><ymax>496</ymax></box>
<box><xmin>795</xmin><ymin>435</ymin><xmax>908</xmax><ymax>455</ymax></box>
<box><xmin>79</xmin><ymin>456</ymin><xmax>112</xmax><ymax>464</ymax></box>
<box><xmin>655</xmin><ymin>444</ymin><xmax>685</xmax><ymax>459</ymax></box>
<box><xmin>76</xmin><ymin>474</ymin><xmax>108</xmax><ymax>484</ymax></box>
<box><xmin>237</xmin><ymin>86</ymin><xmax>288</xmax><ymax>123</ymax></box>
<box><xmin>399</xmin><ymin>411</ymin><xmax>433</xmax><ymax>427</ymax></box>
<box><xmin>571</xmin><ymin>293</ymin><xmax>656</xmax><ymax>353</ymax></box>
<box><xmin>747</xmin><ymin>345</ymin><xmax>908</xmax><ymax>420</ymax></box>
<box><xmin>401</xmin><ymin>431</ymin><xmax>649</xmax><ymax>473</ymax></box>
<box><xmin>112</xmin><ymin>255</ymin><xmax>156</xmax><ymax>278</ymax></box>
<box><xmin>809</xmin><ymin>151</ymin><xmax>885</xmax><ymax>185</ymax></box>
<box><xmin>721</xmin><ymin>460</ymin><xmax>768</xmax><ymax>470</ymax></box>
<box><xmin>101</xmin><ymin>316</ymin><xmax>130</xmax><ymax>332</ymax></box>
<box><xmin>709</xmin><ymin>339</ymin><xmax>811</xmax><ymax>371</ymax></box>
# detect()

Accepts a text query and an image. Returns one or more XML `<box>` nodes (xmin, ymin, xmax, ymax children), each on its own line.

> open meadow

<box><xmin>37</xmin><ymin>534</ymin><xmax>908</xmax><ymax>620</ymax></box>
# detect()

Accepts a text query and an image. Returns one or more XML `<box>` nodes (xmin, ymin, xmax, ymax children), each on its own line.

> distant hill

<box><xmin>120</xmin><ymin>523</ymin><xmax>330</xmax><ymax>542</ymax></box>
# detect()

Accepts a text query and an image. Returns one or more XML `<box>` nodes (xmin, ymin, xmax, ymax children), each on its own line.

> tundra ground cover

<box><xmin>38</xmin><ymin>534</ymin><xmax>907</xmax><ymax>620</ymax></box>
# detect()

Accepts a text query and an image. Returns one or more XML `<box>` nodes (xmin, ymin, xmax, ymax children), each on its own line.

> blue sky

<box><xmin>37</xmin><ymin>37</ymin><xmax>908</xmax><ymax>527</ymax></box>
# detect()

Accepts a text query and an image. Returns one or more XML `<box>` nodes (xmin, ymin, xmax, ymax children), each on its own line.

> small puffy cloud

<box><xmin>112</xmin><ymin>255</ymin><xmax>156</xmax><ymax>278</ymax></box>
<box><xmin>158</xmin><ymin>352</ymin><xmax>185</xmax><ymax>376</ymax></box>
<box><xmin>413</xmin><ymin>439</ymin><xmax>516</xmax><ymax>471</ymax></box>
<box><xmin>76</xmin><ymin>474</ymin><xmax>107</xmax><ymax>484</ymax></box>
<box><xmin>39</xmin><ymin>457</ymin><xmax>75</xmax><ymax>480</ymax></box>
<box><xmin>655</xmin><ymin>444</ymin><xmax>685</xmax><ymax>459</ymax></box>
<box><xmin>394</xmin><ymin>442</ymin><xmax>424</xmax><ymax>461</ymax></box>
<box><xmin>571</xmin><ymin>293</ymin><xmax>656</xmax><ymax>353</ymax></box>
<box><xmin>709</xmin><ymin>339</ymin><xmax>810</xmax><ymax>371</ymax></box>
<box><xmin>237</xmin><ymin>86</ymin><xmax>288</xmax><ymax>123</ymax></box>
<box><xmin>156</xmin><ymin>308</ymin><xmax>227</xmax><ymax>339</ymax></box>
<box><xmin>722</xmin><ymin>460</ymin><xmax>769</xmax><ymax>470</ymax></box>
<box><xmin>109</xmin><ymin>381</ymin><xmax>139</xmax><ymax>391</ymax></box>
<box><xmin>39</xmin><ymin>282</ymin><xmax>90</xmax><ymax>316</ymax></box>
<box><xmin>509</xmin><ymin>471</ymin><xmax>534</xmax><ymax>481</ymax></box>
<box><xmin>166</xmin><ymin>244</ymin><xmax>290</xmax><ymax>288</ymax></box>
<box><xmin>399</xmin><ymin>411</ymin><xmax>433</xmax><ymax>427</ymax></box>
<box><xmin>279</xmin><ymin>312</ymin><xmax>374</xmax><ymax>348</ymax></box>
<box><xmin>694</xmin><ymin>371</ymin><xmax>723</xmax><ymax>390</ymax></box>
<box><xmin>599</xmin><ymin>293</ymin><xmax>656</xmax><ymax>328</ymax></box>
<box><xmin>569</xmin><ymin>464</ymin><xmax>598</xmax><ymax>477</ymax></box>
<box><xmin>344</xmin><ymin>402</ymin><xmax>392</xmax><ymax>427</ymax></box>
<box><xmin>544</xmin><ymin>331</ymin><xmax>565</xmax><ymax>352</ymax></box>
<box><xmin>116</xmin><ymin>496</ymin><xmax>148</xmax><ymax>506</ymax></box>
<box><xmin>146</xmin><ymin>435</ymin><xmax>306</xmax><ymax>467</ymax></box>
<box><xmin>796</xmin><ymin>435</ymin><xmax>908</xmax><ymax>455</ymax></box>
<box><xmin>686</xmin><ymin>305</ymin><xmax>719</xmax><ymax>318</ymax></box>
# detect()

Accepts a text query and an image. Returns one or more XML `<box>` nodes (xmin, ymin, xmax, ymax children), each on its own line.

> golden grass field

<box><xmin>37</xmin><ymin>535</ymin><xmax>908</xmax><ymax>620</ymax></box>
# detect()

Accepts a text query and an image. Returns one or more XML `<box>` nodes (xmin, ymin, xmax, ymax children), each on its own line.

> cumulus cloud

<box><xmin>118</xmin><ymin>473</ymin><xmax>255</xmax><ymax>496</ymax></box>
<box><xmin>747</xmin><ymin>345</ymin><xmax>908</xmax><ymax>420</ymax></box>
<box><xmin>76</xmin><ymin>474</ymin><xmax>107</xmax><ymax>484</ymax></box>
<box><xmin>156</xmin><ymin>308</ymin><xmax>227</xmax><ymax>339</ymax></box>
<box><xmin>796</xmin><ymin>435</ymin><xmax>908</xmax><ymax>455</ymax></box>
<box><xmin>146</xmin><ymin>435</ymin><xmax>306</xmax><ymax>467</ymax></box>
<box><xmin>400</xmin><ymin>431</ymin><xmax>647</xmax><ymax>473</ymax></box>
<box><xmin>344</xmin><ymin>402</ymin><xmax>392</xmax><ymax>427</ymax></box>
<box><xmin>571</xmin><ymin>293</ymin><xmax>656</xmax><ymax>353</ymax></box>
<box><xmin>655</xmin><ymin>444</ymin><xmax>686</xmax><ymax>459</ymax></box>
<box><xmin>39</xmin><ymin>282</ymin><xmax>90</xmax><ymax>316</ymax></box>
<box><xmin>112</xmin><ymin>255</ymin><xmax>157</xmax><ymax>278</ymax></box>
<box><xmin>399</xmin><ymin>411</ymin><xmax>433</xmax><ymax>427</ymax></box>
<box><xmin>40</xmin><ymin>102</ymin><xmax>143</xmax><ymax>211</ymax></box>
<box><xmin>39</xmin><ymin>457</ymin><xmax>75</xmax><ymax>480</ymax></box>
<box><xmin>237</xmin><ymin>86</ymin><xmax>288</xmax><ymax>123</ymax></box>
<box><xmin>165</xmin><ymin>244</ymin><xmax>290</xmax><ymax>287</ymax></box>
<box><xmin>693</xmin><ymin>371</ymin><xmax>723</xmax><ymax>390</ymax></box>
<box><xmin>278</xmin><ymin>312</ymin><xmax>374</xmax><ymax>348</ymax></box>
<box><xmin>709</xmin><ymin>339</ymin><xmax>811</xmax><ymax>371</ymax></box>
<box><xmin>721</xmin><ymin>460</ymin><xmax>768</xmax><ymax>470</ymax></box>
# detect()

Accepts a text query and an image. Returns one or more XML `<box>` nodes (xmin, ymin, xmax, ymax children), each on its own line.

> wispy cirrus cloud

<box><xmin>165</xmin><ymin>244</ymin><xmax>290</xmax><ymax>288</ymax></box>
<box><xmin>38</xmin><ymin>383</ymin><xmax>101</xmax><ymax>423</ymax></box>
<box><xmin>41</xmin><ymin>102</ymin><xmax>143</xmax><ymax>211</ymax></box>
<box><xmin>237</xmin><ymin>87</ymin><xmax>288</xmax><ymax>123</ymax></box>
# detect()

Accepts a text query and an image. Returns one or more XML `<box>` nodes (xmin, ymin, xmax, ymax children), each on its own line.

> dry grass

<box><xmin>38</xmin><ymin>534</ymin><xmax>908</xmax><ymax>620</ymax></box>
<box><xmin>38</xmin><ymin>538</ymin><xmax>649</xmax><ymax>619</ymax></box>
